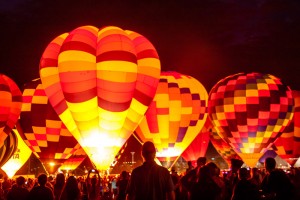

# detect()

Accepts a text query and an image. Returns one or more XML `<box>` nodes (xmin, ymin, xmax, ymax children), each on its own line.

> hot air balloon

<box><xmin>134</xmin><ymin>71</ymin><xmax>208</xmax><ymax>168</ymax></box>
<box><xmin>0</xmin><ymin>74</ymin><xmax>22</xmax><ymax>147</ymax></box>
<box><xmin>1</xmin><ymin>129</ymin><xmax>32</xmax><ymax>178</ymax></box>
<box><xmin>208</xmin><ymin>72</ymin><xmax>294</xmax><ymax>167</ymax></box>
<box><xmin>39</xmin><ymin>26</ymin><xmax>160</xmax><ymax>170</ymax></box>
<box><xmin>272</xmin><ymin>91</ymin><xmax>300</xmax><ymax>166</ymax></box>
<box><xmin>181</xmin><ymin>119</ymin><xmax>210</xmax><ymax>166</ymax></box>
<box><xmin>59</xmin><ymin>147</ymin><xmax>87</xmax><ymax>172</ymax></box>
<box><xmin>16</xmin><ymin>79</ymin><xmax>81</xmax><ymax>174</ymax></box>
<box><xmin>0</xmin><ymin>129</ymin><xmax>18</xmax><ymax>168</ymax></box>
<box><xmin>209</xmin><ymin>121</ymin><xmax>241</xmax><ymax>166</ymax></box>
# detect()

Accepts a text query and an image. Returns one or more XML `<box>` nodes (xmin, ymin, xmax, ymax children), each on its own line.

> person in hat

<box><xmin>126</xmin><ymin>141</ymin><xmax>175</xmax><ymax>200</ymax></box>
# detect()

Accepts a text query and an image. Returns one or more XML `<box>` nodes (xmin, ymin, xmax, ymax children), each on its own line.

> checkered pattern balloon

<box><xmin>0</xmin><ymin>74</ymin><xmax>22</xmax><ymax>147</ymax></box>
<box><xmin>273</xmin><ymin>90</ymin><xmax>300</xmax><ymax>166</ymax></box>
<box><xmin>208</xmin><ymin>72</ymin><xmax>294</xmax><ymax>167</ymax></box>
<box><xmin>135</xmin><ymin>71</ymin><xmax>208</xmax><ymax>166</ymax></box>
<box><xmin>16</xmin><ymin>79</ymin><xmax>81</xmax><ymax>172</ymax></box>
<box><xmin>209</xmin><ymin>122</ymin><xmax>241</xmax><ymax>165</ymax></box>
<box><xmin>39</xmin><ymin>26</ymin><xmax>160</xmax><ymax>170</ymax></box>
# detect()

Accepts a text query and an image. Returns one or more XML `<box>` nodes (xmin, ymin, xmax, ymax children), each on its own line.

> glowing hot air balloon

<box><xmin>1</xmin><ymin>129</ymin><xmax>32</xmax><ymax>178</ymax></box>
<box><xmin>17</xmin><ymin>79</ymin><xmax>81</xmax><ymax>174</ymax></box>
<box><xmin>208</xmin><ymin>72</ymin><xmax>294</xmax><ymax>167</ymax></box>
<box><xmin>209</xmin><ymin>120</ymin><xmax>241</xmax><ymax>166</ymax></box>
<box><xmin>0</xmin><ymin>129</ymin><xmax>18</xmax><ymax>168</ymax></box>
<box><xmin>59</xmin><ymin>147</ymin><xmax>87</xmax><ymax>172</ymax></box>
<box><xmin>273</xmin><ymin>91</ymin><xmax>300</xmax><ymax>166</ymax></box>
<box><xmin>39</xmin><ymin>26</ymin><xmax>160</xmax><ymax>170</ymax></box>
<box><xmin>135</xmin><ymin>71</ymin><xmax>208</xmax><ymax>168</ymax></box>
<box><xmin>0</xmin><ymin>74</ymin><xmax>22</xmax><ymax>147</ymax></box>
<box><xmin>181</xmin><ymin>119</ymin><xmax>210</xmax><ymax>165</ymax></box>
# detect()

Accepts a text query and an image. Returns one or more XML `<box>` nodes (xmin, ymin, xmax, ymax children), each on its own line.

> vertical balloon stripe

<box><xmin>40</xmin><ymin>26</ymin><xmax>160</xmax><ymax>170</ymax></box>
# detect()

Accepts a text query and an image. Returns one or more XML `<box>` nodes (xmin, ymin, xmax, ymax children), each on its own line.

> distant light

<box><xmin>49</xmin><ymin>162</ymin><xmax>55</xmax><ymax>166</ymax></box>
<box><xmin>212</xmin><ymin>157</ymin><xmax>215</xmax><ymax>160</ymax></box>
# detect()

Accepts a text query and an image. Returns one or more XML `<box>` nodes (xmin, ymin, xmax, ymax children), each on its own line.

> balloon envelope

<box><xmin>208</xmin><ymin>72</ymin><xmax>294</xmax><ymax>167</ymax></box>
<box><xmin>135</xmin><ymin>71</ymin><xmax>208</xmax><ymax>168</ymax></box>
<box><xmin>59</xmin><ymin>147</ymin><xmax>87</xmax><ymax>171</ymax></box>
<box><xmin>1</xmin><ymin>129</ymin><xmax>32</xmax><ymax>178</ymax></box>
<box><xmin>17</xmin><ymin>79</ymin><xmax>81</xmax><ymax>174</ymax></box>
<box><xmin>209</xmin><ymin>120</ymin><xmax>241</xmax><ymax>166</ymax></box>
<box><xmin>0</xmin><ymin>74</ymin><xmax>22</xmax><ymax>147</ymax></box>
<box><xmin>39</xmin><ymin>26</ymin><xmax>160</xmax><ymax>170</ymax></box>
<box><xmin>273</xmin><ymin>91</ymin><xmax>300</xmax><ymax>166</ymax></box>
<box><xmin>0</xmin><ymin>129</ymin><xmax>18</xmax><ymax>167</ymax></box>
<box><xmin>181</xmin><ymin>119</ymin><xmax>210</xmax><ymax>163</ymax></box>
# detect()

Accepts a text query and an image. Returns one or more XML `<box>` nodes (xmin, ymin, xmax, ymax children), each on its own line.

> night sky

<box><xmin>1</xmin><ymin>0</ymin><xmax>300</xmax><ymax>171</ymax></box>
<box><xmin>1</xmin><ymin>0</ymin><xmax>300</xmax><ymax>92</ymax></box>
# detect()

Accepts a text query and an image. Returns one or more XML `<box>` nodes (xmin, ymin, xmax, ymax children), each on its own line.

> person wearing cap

<box><xmin>126</xmin><ymin>141</ymin><xmax>175</xmax><ymax>200</ymax></box>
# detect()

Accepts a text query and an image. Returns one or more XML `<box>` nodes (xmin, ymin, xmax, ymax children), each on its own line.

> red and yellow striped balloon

<box><xmin>208</xmin><ymin>72</ymin><xmax>294</xmax><ymax>167</ymax></box>
<box><xmin>16</xmin><ymin>79</ymin><xmax>81</xmax><ymax>174</ymax></box>
<box><xmin>39</xmin><ymin>26</ymin><xmax>160</xmax><ymax>170</ymax></box>
<box><xmin>135</xmin><ymin>71</ymin><xmax>208</xmax><ymax>168</ymax></box>
<box><xmin>273</xmin><ymin>91</ymin><xmax>300</xmax><ymax>166</ymax></box>
<box><xmin>0</xmin><ymin>74</ymin><xmax>22</xmax><ymax>147</ymax></box>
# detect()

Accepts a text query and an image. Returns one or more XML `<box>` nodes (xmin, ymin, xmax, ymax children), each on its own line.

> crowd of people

<box><xmin>0</xmin><ymin>141</ymin><xmax>299</xmax><ymax>200</ymax></box>
<box><xmin>171</xmin><ymin>157</ymin><xmax>300</xmax><ymax>200</ymax></box>
<box><xmin>0</xmin><ymin>170</ymin><xmax>130</xmax><ymax>200</ymax></box>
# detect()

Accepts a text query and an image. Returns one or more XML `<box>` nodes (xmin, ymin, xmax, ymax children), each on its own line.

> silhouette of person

<box><xmin>126</xmin><ymin>141</ymin><xmax>175</xmax><ymax>200</ymax></box>
<box><xmin>181</xmin><ymin>157</ymin><xmax>206</xmax><ymax>186</ymax></box>
<box><xmin>231</xmin><ymin>168</ymin><xmax>260</xmax><ymax>200</ymax></box>
<box><xmin>28</xmin><ymin>173</ymin><xmax>54</xmax><ymax>200</ymax></box>
<box><xmin>184</xmin><ymin>165</ymin><xmax>221</xmax><ymax>200</ymax></box>
<box><xmin>59</xmin><ymin>176</ymin><xmax>80</xmax><ymax>200</ymax></box>
<box><xmin>54</xmin><ymin>173</ymin><xmax>65</xmax><ymax>200</ymax></box>
<box><xmin>186</xmin><ymin>161</ymin><xmax>194</xmax><ymax>174</ymax></box>
<box><xmin>261</xmin><ymin>157</ymin><xmax>294</xmax><ymax>200</ymax></box>
<box><xmin>7</xmin><ymin>176</ymin><xmax>29</xmax><ymax>200</ymax></box>
<box><xmin>116</xmin><ymin>171</ymin><xmax>129</xmax><ymax>200</ymax></box>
